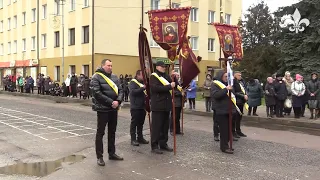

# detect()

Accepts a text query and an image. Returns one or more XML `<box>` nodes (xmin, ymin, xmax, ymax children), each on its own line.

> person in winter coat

<box><xmin>291</xmin><ymin>74</ymin><xmax>306</xmax><ymax>118</ymax></box>
<box><xmin>246</xmin><ymin>78</ymin><xmax>263</xmax><ymax>116</ymax></box>
<box><xmin>203</xmin><ymin>74</ymin><xmax>213</xmax><ymax>112</ymax></box>
<box><xmin>211</xmin><ymin>70</ymin><xmax>236</xmax><ymax>154</ymax></box>
<box><xmin>170</xmin><ymin>72</ymin><xmax>183</xmax><ymax>135</ymax></box>
<box><xmin>306</xmin><ymin>73</ymin><xmax>320</xmax><ymax>119</ymax></box>
<box><xmin>83</xmin><ymin>76</ymin><xmax>91</xmax><ymax>99</ymax></box>
<box><xmin>187</xmin><ymin>79</ymin><xmax>197</xmax><ymax>109</ymax></box>
<box><xmin>65</xmin><ymin>74</ymin><xmax>71</xmax><ymax>97</ymax></box>
<box><xmin>274</xmin><ymin>74</ymin><xmax>288</xmax><ymax>117</ymax></box>
<box><xmin>78</xmin><ymin>74</ymin><xmax>85</xmax><ymax>99</ymax></box>
<box><xmin>18</xmin><ymin>76</ymin><xmax>24</xmax><ymax>93</ymax></box>
<box><xmin>44</xmin><ymin>76</ymin><xmax>51</xmax><ymax>95</ymax></box>
<box><xmin>27</xmin><ymin>76</ymin><xmax>34</xmax><ymax>94</ymax></box>
<box><xmin>283</xmin><ymin>71</ymin><xmax>294</xmax><ymax>115</ymax></box>
<box><xmin>265</xmin><ymin>77</ymin><xmax>276</xmax><ymax>118</ymax></box>
<box><xmin>70</xmin><ymin>73</ymin><xmax>78</xmax><ymax>98</ymax></box>
<box><xmin>123</xmin><ymin>74</ymin><xmax>130</xmax><ymax>102</ymax></box>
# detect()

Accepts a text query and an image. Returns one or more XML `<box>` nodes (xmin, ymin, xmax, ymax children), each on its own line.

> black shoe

<box><xmin>97</xmin><ymin>158</ymin><xmax>105</xmax><ymax>166</ymax></box>
<box><xmin>214</xmin><ymin>136</ymin><xmax>220</xmax><ymax>141</ymax></box>
<box><xmin>131</xmin><ymin>140</ymin><xmax>139</xmax><ymax>146</ymax></box>
<box><xmin>233</xmin><ymin>133</ymin><xmax>240</xmax><ymax>138</ymax></box>
<box><xmin>109</xmin><ymin>154</ymin><xmax>124</xmax><ymax>161</ymax></box>
<box><xmin>233</xmin><ymin>137</ymin><xmax>238</xmax><ymax>141</ymax></box>
<box><xmin>221</xmin><ymin>149</ymin><xmax>234</xmax><ymax>154</ymax></box>
<box><xmin>137</xmin><ymin>138</ymin><xmax>149</xmax><ymax>144</ymax></box>
<box><xmin>151</xmin><ymin>148</ymin><xmax>163</xmax><ymax>154</ymax></box>
<box><xmin>237</xmin><ymin>132</ymin><xmax>247</xmax><ymax>137</ymax></box>
<box><xmin>160</xmin><ymin>145</ymin><xmax>173</xmax><ymax>152</ymax></box>
<box><xmin>253</xmin><ymin>113</ymin><xmax>259</xmax><ymax>116</ymax></box>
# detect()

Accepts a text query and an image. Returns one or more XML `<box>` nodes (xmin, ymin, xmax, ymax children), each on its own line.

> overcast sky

<box><xmin>242</xmin><ymin>0</ymin><xmax>301</xmax><ymax>13</ymax></box>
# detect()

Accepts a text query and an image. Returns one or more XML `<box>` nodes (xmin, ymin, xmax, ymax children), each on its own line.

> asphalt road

<box><xmin>0</xmin><ymin>95</ymin><xmax>319</xmax><ymax>180</ymax></box>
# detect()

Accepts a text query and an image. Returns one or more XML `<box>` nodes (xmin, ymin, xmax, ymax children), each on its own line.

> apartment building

<box><xmin>0</xmin><ymin>0</ymin><xmax>242</xmax><ymax>85</ymax></box>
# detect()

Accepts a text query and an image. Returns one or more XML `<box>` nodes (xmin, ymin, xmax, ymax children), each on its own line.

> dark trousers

<box><xmin>64</xmin><ymin>86</ymin><xmax>70</xmax><ymax>96</ymax></box>
<box><xmin>130</xmin><ymin>109</ymin><xmax>146</xmax><ymax>140</ymax></box>
<box><xmin>215</xmin><ymin>114</ymin><xmax>230</xmax><ymax>151</ymax></box>
<box><xmin>213</xmin><ymin>111</ymin><xmax>219</xmax><ymax>137</ymax></box>
<box><xmin>276</xmin><ymin>100</ymin><xmax>285</xmax><ymax>117</ymax></box>
<box><xmin>266</xmin><ymin>106</ymin><xmax>274</xmax><ymax>117</ymax></box>
<box><xmin>301</xmin><ymin>104</ymin><xmax>306</xmax><ymax>116</ymax></box>
<box><xmin>188</xmin><ymin>98</ymin><xmax>195</xmax><ymax>109</ymax></box>
<box><xmin>71</xmin><ymin>85</ymin><xmax>77</xmax><ymax>97</ymax></box>
<box><xmin>170</xmin><ymin>107</ymin><xmax>182</xmax><ymax>133</ymax></box>
<box><xmin>37</xmin><ymin>86</ymin><xmax>41</xmax><ymax>94</ymax></box>
<box><xmin>151</xmin><ymin>111</ymin><xmax>170</xmax><ymax>149</ymax></box>
<box><xmin>234</xmin><ymin>104</ymin><xmax>244</xmax><ymax>133</ymax></box>
<box><xmin>293</xmin><ymin>107</ymin><xmax>302</xmax><ymax>118</ymax></box>
<box><xmin>19</xmin><ymin>86</ymin><xmax>24</xmax><ymax>93</ymax></box>
<box><xmin>42</xmin><ymin>86</ymin><xmax>45</xmax><ymax>95</ymax></box>
<box><xmin>205</xmin><ymin>97</ymin><xmax>212</xmax><ymax>112</ymax></box>
<box><xmin>124</xmin><ymin>91</ymin><xmax>129</xmax><ymax>101</ymax></box>
<box><xmin>248</xmin><ymin>106</ymin><xmax>257</xmax><ymax>115</ymax></box>
<box><xmin>30</xmin><ymin>86</ymin><xmax>34</xmax><ymax>93</ymax></box>
<box><xmin>95</xmin><ymin>111</ymin><xmax>118</xmax><ymax>159</ymax></box>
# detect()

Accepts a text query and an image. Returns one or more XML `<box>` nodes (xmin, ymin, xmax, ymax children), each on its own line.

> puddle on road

<box><xmin>0</xmin><ymin>154</ymin><xmax>85</xmax><ymax>177</ymax></box>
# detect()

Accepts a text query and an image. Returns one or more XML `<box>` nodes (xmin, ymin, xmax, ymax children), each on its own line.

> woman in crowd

<box><xmin>246</xmin><ymin>78</ymin><xmax>263</xmax><ymax>116</ymax></box>
<box><xmin>187</xmin><ymin>79</ymin><xmax>197</xmax><ymax>110</ymax></box>
<box><xmin>265</xmin><ymin>77</ymin><xmax>276</xmax><ymax>118</ymax></box>
<box><xmin>291</xmin><ymin>74</ymin><xmax>306</xmax><ymax>118</ymax></box>
<box><xmin>283</xmin><ymin>71</ymin><xmax>294</xmax><ymax>115</ymax></box>
<box><xmin>306</xmin><ymin>73</ymin><xmax>320</xmax><ymax>119</ymax></box>
<box><xmin>203</xmin><ymin>74</ymin><xmax>213</xmax><ymax>112</ymax></box>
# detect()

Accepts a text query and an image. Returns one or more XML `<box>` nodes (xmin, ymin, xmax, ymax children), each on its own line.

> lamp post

<box><xmin>55</xmin><ymin>0</ymin><xmax>65</xmax><ymax>80</ymax></box>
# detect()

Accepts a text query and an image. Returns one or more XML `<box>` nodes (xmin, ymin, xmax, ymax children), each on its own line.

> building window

<box><xmin>150</xmin><ymin>33</ymin><xmax>159</xmax><ymax>47</ymax></box>
<box><xmin>225</xmin><ymin>14</ymin><xmax>231</xmax><ymax>24</ymax></box>
<box><xmin>69</xmin><ymin>65</ymin><xmax>76</xmax><ymax>74</ymax></box>
<box><xmin>13</xmin><ymin>15</ymin><xmax>17</xmax><ymax>29</ymax></box>
<box><xmin>69</xmin><ymin>28</ymin><xmax>75</xmax><ymax>45</ymax></box>
<box><xmin>54</xmin><ymin>66</ymin><xmax>61</xmax><ymax>82</ymax></box>
<box><xmin>7</xmin><ymin>18</ymin><xmax>11</xmax><ymax>30</ymax></box>
<box><xmin>172</xmin><ymin>3</ymin><xmax>180</xmax><ymax>8</ymax></box>
<box><xmin>208</xmin><ymin>38</ymin><xmax>215</xmax><ymax>52</ymax></box>
<box><xmin>191</xmin><ymin>8</ymin><xmax>198</xmax><ymax>22</ymax></box>
<box><xmin>84</xmin><ymin>0</ymin><xmax>89</xmax><ymax>7</ymax></box>
<box><xmin>22</xmin><ymin>12</ymin><xmax>26</xmax><ymax>25</ymax></box>
<box><xmin>82</xmin><ymin>65</ymin><xmax>89</xmax><ymax>77</ymax></box>
<box><xmin>54</xmin><ymin>1</ymin><xmax>60</xmax><ymax>15</ymax></box>
<box><xmin>22</xmin><ymin>38</ymin><xmax>26</xmax><ymax>51</ymax></box>
<box><xmin>41</xmin><ymin>34</ymin><xmax>47</xmax><ymax>48</ymax></box>
<box><xmin>151</xmin><ymin>0</ymin><xmax>160</xmax><ymax>10</ymax></box>
<box><xmin>70</xmin><ymin>0</ymin><xmax>75</xmax><ymax>11</ymax></box>
<box><xmin>42</xmin><ymin>4</ymin><xmax>47</xmax><ymax>19</ymax></box>
<box><xmin>31</xmin><ymin>36</ymin><xmax>36</xmax><ymax>50</ymax></box>
<box><xmin>0</xmin><ymin>44</ymin><xmax>3</xmax><ymax>55</ymax></box>
<box><xmin>54</xmin><ymin>31</ymin><xmax>60</xmax><ymax>47</ymax></box>
<box><xmin>82</xmin><ymin>26</ymin><xmax>89</xmax><ymax>44</ymax></box>
<box><xmin>7</xmin><ymin>42</ymin><xmax>11</xmax><ymax>54</ymax></box>
<box><xmin>0</xmin><ymin>21</ymin><xmax>3</xmax><ymax>32</ymax></box>
<box><xmin>13</xmin><ymin>40</ymin><xmax>17</xmax><ymax>54</ymax></box>
<box><xmin>32</xmin><ymin>8</ymin><xmax>36</xmax><ymax>22</ymax></box>
<box><xmin>0</xmin><ymin>0</ymin><xmax>3</xmax><ymax>8</ymax></box>
<box><xmin>190</xmin><ymin>36</ymin><xmax>198</xmax><ymax>50</ymax></box>
<box><xmin>208</xmin><ymin>11</ymin><xmax>215</xmax><ymax>23</ymax></box>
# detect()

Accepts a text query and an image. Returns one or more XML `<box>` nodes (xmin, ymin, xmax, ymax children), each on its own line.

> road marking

<box><xmin>0</xmin><ymin>107</ymin><xmax>96</xmax><ymax>140</ymax></box>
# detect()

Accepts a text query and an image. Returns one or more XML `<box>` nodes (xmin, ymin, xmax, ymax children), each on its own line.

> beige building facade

<box><xmin>0</xmin><ymin>0</ymin><xmax>242</xmax><ymax>85</ymax></box>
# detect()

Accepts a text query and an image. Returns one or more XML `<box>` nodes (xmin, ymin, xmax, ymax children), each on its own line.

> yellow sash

<box><xmin>131</xmin><ymin>79</ymin><xmax>147</xmax><ymax>95</ymax></box>
<box><xmin>239</xmin><ymin>83</ymin><xmax>249</xmax><ymax>111</ymax></box>
<box><xmin>151</xmin><ymin>73</ymin><xmax>172</xmax><ymax>94</ymax></box>
<box><xmin>95</xmin><ymin>72</ymin><xmax>118</xmax><ymax>95</ymax></box>
<box><xmin>177</xmin><ymin>85</ymin><xmax>182</xmax><ymax>92</ymax></box>
<box><xmin>213</xmin><ymin>80</ymin><xmax>242</xmax><ymax>115</ymax></box>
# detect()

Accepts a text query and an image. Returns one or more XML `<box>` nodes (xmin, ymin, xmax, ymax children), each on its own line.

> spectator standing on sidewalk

<box><xmin>291</xmin><ymin>74</ymin><xmax>305</xmax><ymax>118</ymax></box>
<box><xmin>187</xmin><ymin>79</ymin><xmax>197</xmax><ymax>110</ymax></box>
<box><xmin>274</xmin><ymin>74</ymin><xmax>288</xmax><ymax>117</ymax></box>
<box><xmin>306</xmin><ymin>73</ymin><xmax>320</xmax><ymax>119</ymax></box>
<box><xmin>91</xmin><ymin>59</ymin><xmax>124</xmax><ymax>166</ymax></box>
<box><xmin>283</xmin><ymin>71</ymin><xmax>294</xmax><ymax>116</ymax></box>
<box><xmin>70</xmin><ymin>73</ymin><xmax>78</xmax><ymax>98</ymax></box>
<box><xmin>18</xmin><ymin>76</ymin><xmax>24</xmax><ymax>93</ymax></box>
<box><xmin>265</xmin><ymin>77</ymin><xmax>276</xmax><ymax>118</ymax></box>
<box><xmin>65</xmin><ymin>74</ymin><xmax>71</xmax><ymax>97</ymax></box>
<box><xmin>203</xmin><ymin>74</ymin><xmax>213</xmax><ymax>112</ymax></box>
<box><xmin>233</xmin><ymin>71</ymin><xmax>247</xmax><ymax>137</ymax></box>
<box><xmin>246</xmin><ymin>78</ymin><xmax>263</xmax><ymax>116</ymax></box>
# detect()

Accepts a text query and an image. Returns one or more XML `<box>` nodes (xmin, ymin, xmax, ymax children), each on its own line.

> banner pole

<box><xmin>171</xmin><ymin>63</ymin><xmax>177</xmax><ymax>155</ymax></box>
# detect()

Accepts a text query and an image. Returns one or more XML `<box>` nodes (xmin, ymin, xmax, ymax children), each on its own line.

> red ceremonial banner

<box><xmin>148</xmin><ymin>7</ymin><xmax>191</xmax><ymax>61</ymax></box>
<box><xmin>213</xmin><ymin>23</ymin><xmax>243</xmax><ymax>59</ymax></box>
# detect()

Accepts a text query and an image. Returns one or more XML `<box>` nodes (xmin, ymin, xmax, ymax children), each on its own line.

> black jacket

<box><xmin>274</xmin><ymin>79</ymin><xmax>288</xmax><ymax>101</ymax></box>
<box><xmin>211</xmin><ymin>70</ymin><xmax>236</xmax><ymax>115</ymax></box>
<box><xmin>173</xmin><ymin>77</ymin><xmax>183</xmax><ymax>108</ymax></box>
<box><xmin>90</xmin><ymin>68</ymin><xmax>123</xmax><ymax>112</ymax></box>
<box><xmin>150</xmin><ymin>70</ymin><xmax>173</xmax><ymax>111</ymax></box>
<box><xmin>265</xmin><ymin>83</ymin><xmax>276</xmax><ymax>106</ymax></box>
<box><xmin>233</xmin><ymin>79</ymin><xmax>246</xmax><ymax>106</ymax></box>
<box><xmin>129</xmin><ymin>78</ymin><xmax>146</xmax><ymax>110</ymax></box>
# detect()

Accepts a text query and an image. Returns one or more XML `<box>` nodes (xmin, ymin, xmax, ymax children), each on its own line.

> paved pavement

<box><xmin>0</xmin><ymin>95</ymin><xmax>320</xmax><ymax>180</ymax></box>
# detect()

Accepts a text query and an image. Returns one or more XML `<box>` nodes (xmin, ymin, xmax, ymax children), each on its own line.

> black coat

<box><xmin>233</xmin><ymin>79</ymin><xmax>246</xmax><ymax>106</ymax></box>
<box><xmin>173</xmin><ymin>77</ymin><xmax>183</xmax><ymax>108</ymax></box>
<box><xmin>274</xmin><ymin>79</ymin><xmax>288</xmax><ymax>101</ymax></box>
<box><xmin>306</xmin><ymin>79</ymin><xmax>320</xmax><ymax>100</ymax></box>
<box><xmin>150</xmin><ymin>70</ymin><xmax>173</xmax><ymax>112</ymax></box>
<box><xmin>90</xmin><ymin>68</ymin><xmax>123</xmax><ymax>112</ymax></box>
<box><xmin>129</xmin><ymin>79</ymin><xmax>146</xmax><ymax>110</ymax></box>
<box><xmin>70</xmin><ymin>75</ymin><xmax>78</xmax><ymax>86</ymax></box>
<box><xmin>265</xmin><ymin>83</ymin><xmax>276</xmax><ymax>106</ymax></box>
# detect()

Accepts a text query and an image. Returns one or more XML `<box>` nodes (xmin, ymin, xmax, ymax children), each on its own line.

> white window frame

<box><xmin>13</xmin><ymin>40</ymin><xmax>17</xmax><ymax>54</ymax></box>
<box><xmin>22</xmin><ymin>12</ymin><xmax>26</xmax><ymax>25</ymax></box>
<box><xmin>54</xmin><ymin>66</ymin><xmax>60</xmax><ymax>81</ymax></box>
<box><xmin>7</xmin><ymin>18</ymin><xmax>11</xmax><ymax>30</ymax></box>
<box><xmin>190</xmin><ymin>36</ymin><xmax>198</xmax><ymax>50</ymax></box>
<box><xmin>208</xmin><ymin>10</ymin><xmax>215</xmax><ymax>23</ymax></box>
<box><xmin>69</xmin><ymin>28</ymin><xmax>75</xmax><ymax>45</ymax></box>
<box><xmin>150</xmin><ymin>33</ymin><xmax>159</xmax><ymax>47</ymax></box>
<box><xmin>0</xmin><ymin>44</ymin><xmax>3</xmax><ymax>55</ymax></box>
<box><xmin>22</xmin><ymin>38</ymin><xmax>26</xmax><ymax>52</ymax></box>
<box><xmin>83</xmin><ymin>0</ymin><xmax>89</xmax><ymax>7</ymax></box>
<box><xmin>13</xmin><ymin>15</ymin><xmax>17</xmax><ymax>29</ymax></box>
<box><xmin>172</xmin><ymin>3</ymin><xmax>180</xmax><ymax>8</ymax></box>
<box><xmin>225</xmin><ymin>14</ymin><xmax>231</xmax><ymax>24</ymax></box>
<box><xmin>41</xmin><ymin>34</ymin><xmax>47</xmax><ymax>48</ymax></box>
<box><xmin>54</xmin><ymin>31</ymin><xmax>60</xmax><ymax>47</ymax></box>
<box><xmin>31</xmin><ymin>36</ymin><xmax>36</xmax><ymax>50</ymax></box>
<box><xmin>70</xmin><ymin>0</ymin><xmax>75</xmax><ymax>11</ymax></box>
<box><xmin>54</xmin><ymin>1</ymin><xmax>60</xmax><ymax>15</ymax></box>
<box><xmin>208</xmin><ymin>38</ymin><xmax>215</xmax><ymax>52</ymax></box>
<box><xmin>7</xmin><ymin>42</ymin><xmax>11</xmax><ymax>54</ymax></box>
<box><xmin>42</xmin><ymin>4</ymin><xmax>47</xmax><ymax>19</ymax></box>
<box><xmin>0</xmin><ymin>0</ymin><xmax>3</xmax><ymax>9</ymax></box>
<box><xmin>151</xmin><ymin>0</ymin><xmax>160</xmax><ymax>10</ymax></box>
<box><xmin>32</xmin><ymin>8</ymin><xmax>36</xmax><ymax>22</ymax></box>
<box><xmin>0</xmin><ymin>21</ymin><xmax>3</xmax><ymax>32</ymax></box>
<box><xmin>191</xmin><ymin>8</ymin><xmax>198</xmax><ymax>22</ymax></box>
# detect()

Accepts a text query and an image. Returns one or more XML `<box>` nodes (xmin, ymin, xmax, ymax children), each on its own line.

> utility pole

<box><xmin>91</xmin><ymin>0</ymin><xmax>95</xmax><ymax>75</ymax></box>
<box><xmin>37</xmin><ymin>0</ymin><xmax>40</xmax><ymax>76</ymax></box>
<box><xmin>219</xmin><ymin>0</ymin><xmax>223</xmax><ymax>68</ymax></box>
<box><xmin>61</xmin><ymin>0</ymin><xmax>65</xmax><ymax>80</ymax></box>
